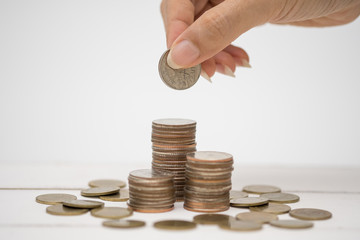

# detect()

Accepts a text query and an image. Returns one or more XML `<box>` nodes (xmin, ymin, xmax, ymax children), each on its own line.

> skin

<box><xmin>160</xmin><ymin>0</ymin><xmax>360</xmax><ymax>78</ymax></box>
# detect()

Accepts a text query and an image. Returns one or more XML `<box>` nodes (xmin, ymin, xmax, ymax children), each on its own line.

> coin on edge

<box><xmin>154</xmin><ymin>220</ymin><xmax>197</xmax><ymax>230</ymax></box>
<box><xmin>63</xmin><ymin>199</ymin><xmax>104</xmax><ymax>209</ymax></box>
<box><xmin>249</xmin><ymin>202</ymin><xmax>291</xmax><ymax>214</ymax></box>
<box><xmin>100</xmin><ymin>189</ymin><xmax>129</xmax><ymax>202</ymax></box>
<box><xmin>81</xmin><ymin>186</ymin><xmax>120</xmax><ymax>197</ymax></box>
<box><xmin>269</xmin><ymin>220</ymin><xmax>314</xmax><ymax>229</ymax></box>
<box><xmin>103</xmin><ymin>220</ymin><xmax>146</xmax><ymax>229</ymax></box>
<box><xmin>235</xmin><ymin>212</ymin><xmax>278</xmax><ymax>224</ymax></box>
<box><xmin>46</xmin><ymin>204</ymin><xmax>88</xmax><ymax>216</ymax></box>
<box><xmin>243</xmin><ymin>184</ymin><xmax>281</xmax><ymax>194</ymax></box>
<box><xmin>219</xmin><ymin>219</ymin><xmax>262</xmax><ymax>231</ymax></box>
<box><xmin>193</xmin><ymin>214</ymin><xmax>234</xmax><ymax>225</ymax></box>
<box><xmin>158</xmin><ymin>50</ymin><xmax>201</xmax><ymax>90</ymax></box>
<box><xmin>289</xmin><ymin>208</ymin><xmax>332</xmax><ymax>220</ymax></box>
<box><xmin>91</xmin><ymin>207</ymin><xmax>133</xmax><ymax>219</ymax></box>
<box><xmin>88</xmin><ymin>179</ymin><xmax>126</xmax><ymax>188</ymax></box>
<box><xmin>261</xmin><ymin>192</ymin><xmax>300</xmax><ymax>203</ymax></box>
<box><xmin>36</xmin><ymin>193</ymin><xmax>77</xmax><ymax>205</ymax></box>
<box><xmin>230</xmin><ymin>197</ymin><xmax>269</xmax><ymax>207</ymax></box>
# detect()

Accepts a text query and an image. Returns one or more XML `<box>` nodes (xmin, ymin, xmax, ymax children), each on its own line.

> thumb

<box><xmin>167</xmin><ymin>0</ymin><xmax>276</xmax><ymax>69</ymax></box>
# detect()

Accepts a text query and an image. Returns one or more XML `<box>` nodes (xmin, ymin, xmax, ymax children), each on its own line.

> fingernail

<box><xmin>201</xmin><ymin>70</ymin><xmax>212</xmax><ymax>83</ymax></box>
<box><xmin>223</xmin><ymin>65</ymin><xmax>236</xmax><ymax>78</ymax></box>
<box><xmin>167</xmin><ymin>40</ymin><xmax>200</xmax><ymax>69</ymax></box>
<box><xmin>241</xmin><ymin>59</ymin><xmax>252</xmax><ymax>68</ymax></box>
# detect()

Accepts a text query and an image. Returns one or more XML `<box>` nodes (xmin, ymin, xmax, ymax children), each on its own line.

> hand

<box><xmin>160</xmin><ymin>0</ymin><xmax>360</xmax><ymax>80</ymax></box>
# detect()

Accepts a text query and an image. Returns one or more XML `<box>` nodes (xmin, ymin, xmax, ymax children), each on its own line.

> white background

<box><xmin>0</xmin><ymin>0</ymin><xmax>359</xmax><ymax>166</ymax></box>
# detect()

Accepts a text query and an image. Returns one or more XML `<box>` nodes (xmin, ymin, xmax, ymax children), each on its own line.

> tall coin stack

<box><xmin>184</xmin><ymin>151</ymin><xmax>234</xmax><ymax>212</ymax></box>
<box><xmin>127</xmin><ymin>169</ymin><xmax>175</xmax><ymax>213</ymax></box>
<box><xmin>151</xmin><ymin>118</ymin><xmax>197</xmax><ymax>201</ymax></box>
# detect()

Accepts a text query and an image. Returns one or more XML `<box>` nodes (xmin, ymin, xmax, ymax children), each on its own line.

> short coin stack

<box><xmin>184</xmin><ymin>151</ymin><xmax>234</xmax><ymax>212</ymax></box>
<box><xmin>127</xmin><ymin>169</ymin><xmax>176</xmax><ymax>213</ymax></box>
<box><xmin>151</xmin><ymin>118</ymin><xmax>197</xmax><ymax>201</ymax></box>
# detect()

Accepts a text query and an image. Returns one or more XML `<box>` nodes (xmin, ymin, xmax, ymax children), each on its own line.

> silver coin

<box><xmin>158</xmin><ymin>50</ymin><xmax>201</xmax><ymax>90</ymax></box>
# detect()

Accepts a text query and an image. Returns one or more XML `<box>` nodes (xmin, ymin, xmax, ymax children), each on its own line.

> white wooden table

<box><xmin>1</xmin><ymin>162</ymin><xmax>359</xmax><ymax>240</ymax></box>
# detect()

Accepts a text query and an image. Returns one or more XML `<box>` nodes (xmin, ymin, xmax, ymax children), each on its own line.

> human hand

<box><xmin>160</xmin><ymin>0</ymin><xmax>360</xmax><ymax>80</ymax></box>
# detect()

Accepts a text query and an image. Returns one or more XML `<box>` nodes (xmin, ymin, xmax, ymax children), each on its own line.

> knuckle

<box><xmin>201</xmin><ymin>11</ymin><xmax>230</xmax><ymax>41</ymax></box>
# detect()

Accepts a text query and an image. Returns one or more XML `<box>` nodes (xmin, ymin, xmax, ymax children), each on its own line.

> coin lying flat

<box><xmin>193</xmin><ymin>214</ymin><xmax>234</xmax><ymax>225</ymax></box>
<box><xmin>219</xmin><ymin>219</ymin><xmax>262</xmax><ymax>231</ymax></box>
<box><xmin>46</xmin><ymin>204</ymin><xmax>88</xmax><ymax>216</ymax></box>
<box><xmin>91</xmin><ymin>207</ymin><xmax>133</xmax><ymax>219</ymax></box>
<box><xmin>154</xmin><ymin>220</ymin><xmax>197</xmax><ymax>230</ymax></box>
<box><xmin>158</xmin><ymin>50</ymin><xmax>201</xmax><ymax>90</ymax></box>
<box><xmin>36</xmin><ymin>193</ymin><xmax>77</xmax><ymax>205</ymax></box>
<box><xmin>243</xmin><ymin>185</ymin><xmax>281</xmax><ymax>194</ymax></box>
<box><xmin>230</xmin><ymin>190</ymin><xmax>248</xmax><ymax>199</ymax></box>
<box><xmin>88</xmin><ymin>179</ymin><xmax>126</xmax><ymax>188</ymax></box>
<box><xmin>261</xmin><ymin>193</ymin><xmax>300</xmax><ymax>203</ymax></box>
<box><xmin>230</xmin><ymin>197</ymin><xmax>269</xmax><ymax>207</ymax></box>
<box><xmin>100</xmin><ymin>189</ymin><xmax>129</xmax><ymax>202</ymax></box>
<box><xmin>269</xmin><ymin>220</ymin><xmax>314</xmax><ymax>229</ymax></box>
<box><xmin>81</xmin><ymin>186</ymin><xmax>120</xmax><ymax>197</ymax></box>
<box><xmin>249</xmin><ymin>202</ymin><xmax>291</xmax><ymax>214</ymax></box>
<box><xmin>103</xmin><ymin>220</ymin><xmax>146</xmax><ymax>229</ymax></box>
<box><xmin>289</xmin><ymin>208</ymin><xmax>332</xmax><ymax>220</ymax></box>
<box><xmin>63</xmin><ymin>200</ymin><xmax>104</xmax><ymax>209</ymax></box>
<box><xmin>235</xmin><ymin>212</ymin><xmax>278</xmax><ymax>224</ymax></box>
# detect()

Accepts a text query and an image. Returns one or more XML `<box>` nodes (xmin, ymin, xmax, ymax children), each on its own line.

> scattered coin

<box><xmin>289</xmin><ymin>208</ymin><xmax>332</xmax><ymax>220</ymax></box>
<box><xmin>243</xmin><ymin>184</ymin><xmax>281</xmax><ymax>194</ymax></box>
<box><xmin>158</xmin><ymin>50</ymin><xmax>201</xmax><ymax>90</ymax></box>
<box><xmin>88</xmin><ymin>179</ymin><xmax>126</xmax><ymax>188</ymax></box>
<box><xmin>235</xmin><ymin>212</ymin><xmax>278</xmax><ymax>224</ymax></box>
<box><xmin>269</xmin><ymin>220</ymin><xmax>314</xmax><ymax>229</ymax></box>
<box><xmin>249</xmin><ymin>202</ymin><xmax>291</xmax><ymax>214</ymax></box>
<box><xmin>100</xmin><ymin>189</ymin><xmax>129</xmax><ymax>202</ymax></box>
<box><xmin>230</xmin><ymin>197</ymin><xmax>269</xmax><ymax>207</ymax></box>
<box><xmin>219</xmin><ymin>219</ymin><xmax>262</xmax><ymax>231</ymax></box>
<box><xmin>103</xmin><ymin>220</ymin><xmax>146</xmax><ymax>229</ymax></box>
<box><xmin>230</xmin><ymin>190</ymin><xmax>248</xmax><ymax>199</ymax></box>
<box><xmin>261</xmin><ymin>193</ymin><xmax>300</xmax><ymax>203</ymax></box>
<box><xmin>193</xmin><ymin>214</ymin><xmax>234</xmax><ymax>225</ymax></box>
<box><xmin>36</xmin><ymin>193</ymin><xmax>77</xmax><ymax>205</ymax></box>
<box><xmin>81</xmin><ymin>186</ymin><xmax>120</xmax><ymax>197</ymax></box>
<box><xmin>63</xmin><ymin>200</ymin><xmax>104</xmax><ymax>209</ymax></box>
<box><xmin>91</xmin><ymin>207</ymin><xmax>133</xmax><ymax>219</ymax></box>
<box><xmin>154</xmin><ymin>220</ymin><xmax>197</xmax><ymax>230</ymax></box>
<box><xmin>46</xmin><ymin>204</ymin><xmax>88</xmax><ymax>216</ymax></box>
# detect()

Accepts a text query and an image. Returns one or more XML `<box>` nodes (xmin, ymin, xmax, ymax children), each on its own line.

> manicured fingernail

<box><xmin>223</xmin><ymin>65</ymin><xmax>235</xmax><ymax>78</ymax></box>
<box><xmin>167</xmin><ymin>40</ymin><xmax>200</xmax><ymax>69</ymax></box>
<box><xmin>241</xmin><ymin>59</ymin><xmax>252</xmax><ymax>68</ymax></box>
<box><xmin>201</xmin><ymin>70</ymin><xmax>212</xmax><ymax>83</ymax></box>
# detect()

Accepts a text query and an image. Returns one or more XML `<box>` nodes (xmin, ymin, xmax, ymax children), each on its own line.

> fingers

<box><xmin>167</xmin><ymin>0</ymin><xmax>274</xmax><ymax>69</ymax></box>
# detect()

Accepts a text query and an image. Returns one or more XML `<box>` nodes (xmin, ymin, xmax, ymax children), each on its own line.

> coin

<box><xmin>230</xmin><ymin>197</ymin><xmax>269</xmax><ymax>207</ymax></box>
<box><xmin>230</xmin><ymin>190</ymin><xmax>248</xmax><ymax>199</ymax></box>
<box><xmin>91</xmin><ymin>207</ymin><xmax>133</xmax><ymax>219</ymax></box>
<box><xmin>154</xmin><ymin>220</ymin><xmax>197</xmax><ymax>230</ymax></box>
<box><xmin>46</xmin><ymin>204</ymin><xmax>88</xmax><ymax>216</ymax></box>
<box><xmin>235</xmin><ymin>212</ymin><xmax>278</xmax><ymax>224</ymax></box>
<box><xmin>249</xmin><ymin>202</ymin><xmax>291</xmax><ymax>214</ymax></box>
<box><xmin>88</xmin><ymin>179</ymin><xmax>126</xmax><ymax>188</ymax></box>
<box><xmin>243</xmin><ymin>185</ymin><xmax>281</xmax><ymax>194</ymax></box>
<box><xmin>103</xmin><ymin>220</ymin><xmax>146</xmax><ymax>229</ymax></box>
<box><xmin>63</xmin><ymin>200</ymin><xmax>104</xmax><ymax>209</ymax></box>
<box><xmin>81</xmin><ymin>186</ymin><xmax>120</xmax><ymax>197</ymax></box>
<box><xmin>36</xmin><ymin>193</ymin><xmax>77</xmax><ymax>205</ymax></box>
<box><xmin>153</xmin><ymin>118</ymin><xmax>197</xmax><ymax>127</ymax></box>
<box><xmin>289</xmin><ymin>208</ymin><xmax>332</xmax><ymax>220</ymax></box>
<box><xmin>187</xmin><ymin>151</ymin><xmax>233</xmax><ymax>163</ymax></box>
<box><xmin>219</xmin><ymin>219</ymin><xmax>262</xmax><ymax>231</ymax></box>
<box><xmin>261</xmin><ymin>193</ymin><xmax>300</xmax><ymax>203</ymax></box>
<box><xmin>158</xmin><ymin>50</ymin><xmax>201</xmax><ymax>90</ymax></box>
<box><xmin>100</xmin><ymin>189</ymin><xmax>129</xmax><ymax>202</ymax></box>
<box><xmin>269</xmin><ymin>220</ymin><xmax>314</xmax><ymax>229</ymax></box>
<box><xmin>193</xmin><ymin>214</ymin><xmax>234</xmax><ymax>225</ymax></box>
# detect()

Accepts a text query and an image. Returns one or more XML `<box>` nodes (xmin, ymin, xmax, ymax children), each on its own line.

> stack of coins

<box><xmin>127</xmin><ymin>169</ymin><xmax>175</xmax><ymax>213</ymax></box>
<box><xmin>151</xmin><ymin>118</ymin><xmax>197</xmax><ymax>201</ymax></box>
<box><xmin>184</xmin><ymin>151</ymin><xmax>234</xmax><ymax>212</ymax></box>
